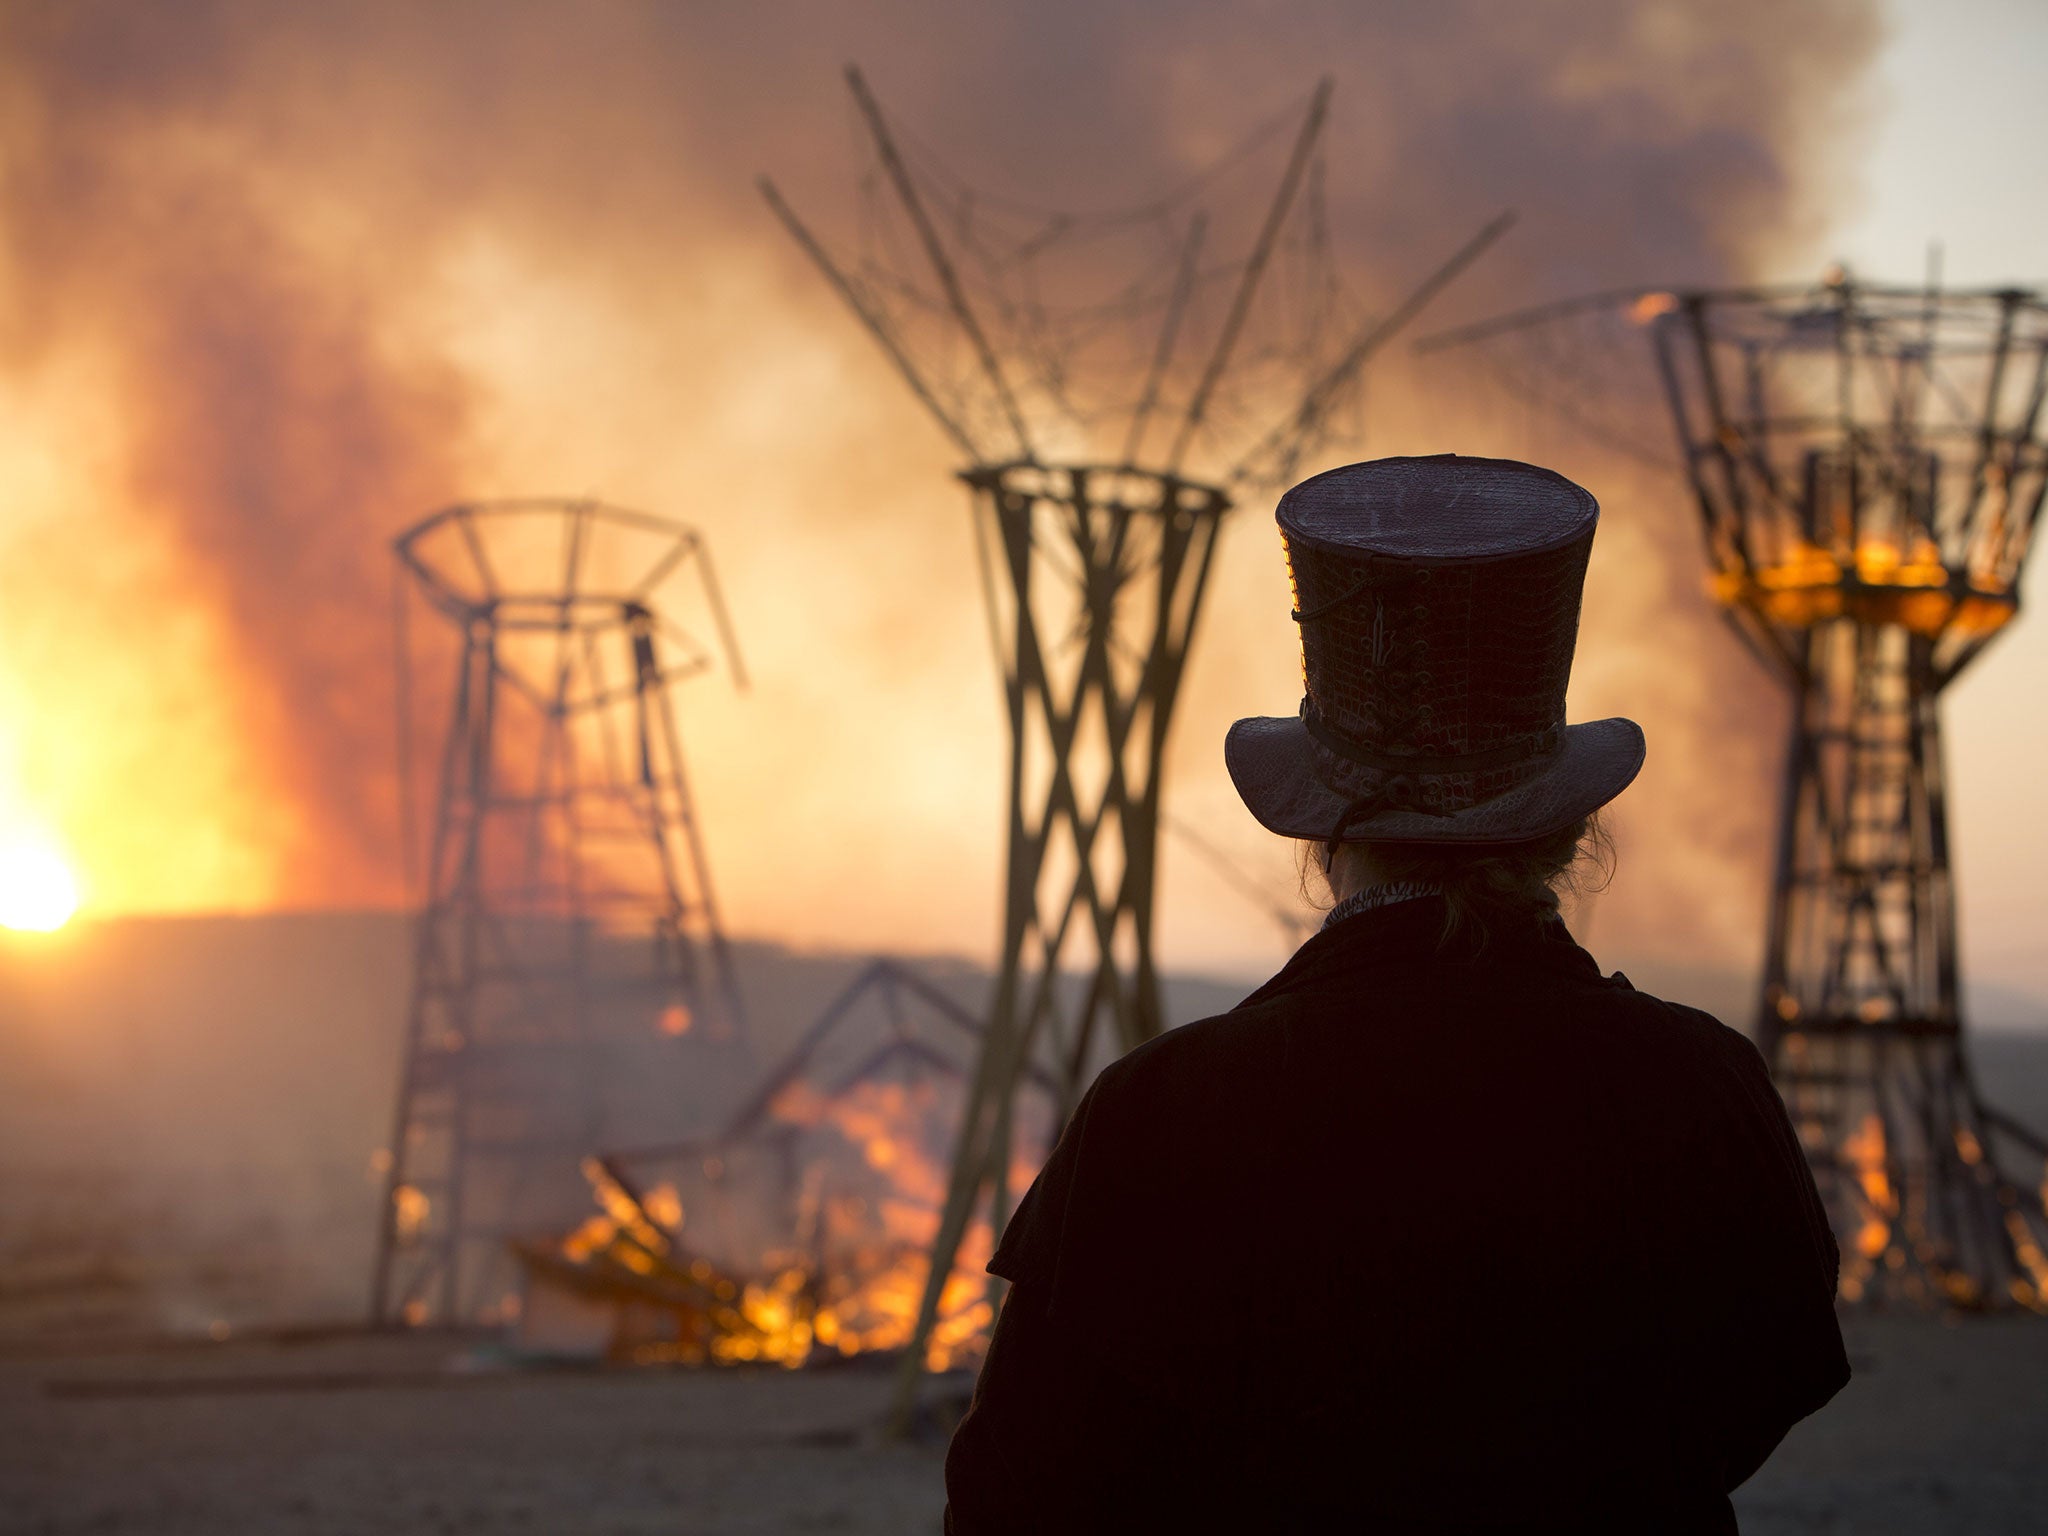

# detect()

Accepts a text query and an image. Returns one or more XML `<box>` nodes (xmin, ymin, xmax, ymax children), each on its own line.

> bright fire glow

<box><xmin>1836</xmin><ymin>1111</ymin><xmax>1896</xmax><ymax>1303</ymax></box>
<box><xmin>1709</xmin><ymin>538</ymin><xmax>2017</xmax><ymax>639</ymax></box>
<box><xmin>527</xmin><ymin>1076</ymin><xmax>1040</xmax><ymax>1371</ymax></box>
<box><xmin>0</xmin><ymin>840</ymin><xmax>79</xmax><ymax>931</ymax></box>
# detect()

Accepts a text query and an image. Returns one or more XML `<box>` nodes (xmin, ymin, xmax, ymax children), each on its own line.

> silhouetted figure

<box><xmin>945</xmin><ymin>457</ymin><xmax>1847</xmax><ymax>1534</ymax></box>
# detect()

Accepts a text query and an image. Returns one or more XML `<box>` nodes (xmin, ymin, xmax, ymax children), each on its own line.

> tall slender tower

<box><xmin>370</xmin><ymin>498</ymin><xmax>746</xmax><ymax>1328</ymax></box>
<box><xmin>763</xmin><ymin>68</ymin><xmax>1511</xmax><ymax>1400</ymax></box>
<box><xmin>1649</xmin><ymin>279</ymin><xmax>2048</xmax><ymax>1308</ymax></box>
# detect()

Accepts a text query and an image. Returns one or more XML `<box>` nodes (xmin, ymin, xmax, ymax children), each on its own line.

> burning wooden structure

<box><xmin>516</xmin><ymin>960</ymin><xmax>1053</xmax><ymax>1368</ymax></box>
<box><xmin>763</xmin><ymin>67</ymin><xmax>1511</xmax><ymax>1405</ymax></box>
<box><xmin>1648</xmin><ymin>279</ymin><xmax>2048</xmax><ymax>1308</ymax></box>
<box><xmin>371</xmin><ymin>499</ymin><xmax>747</xmax><ymax>1328</ymax></box>
<box><xmin>1424</xmin><ymin>275</ymin><xmax>2048</xmax><ymax>1309</ymax></box>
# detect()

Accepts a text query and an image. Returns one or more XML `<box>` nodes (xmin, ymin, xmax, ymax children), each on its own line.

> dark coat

<box><xmin>944</xmin><ymin>897</ymin><xmax>1848</xmax><ymax>1534</ymax></box>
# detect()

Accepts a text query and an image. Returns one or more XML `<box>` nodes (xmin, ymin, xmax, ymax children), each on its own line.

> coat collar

<box><xmin>1242</xmin><ymin>892</ymin><xmax>1604</xmax><ymax>1011</ymax></box>
<box><xmin>1318</xmin><ymin>879</ymin><xmax>1443</xmax><ymax>931</ymax></box>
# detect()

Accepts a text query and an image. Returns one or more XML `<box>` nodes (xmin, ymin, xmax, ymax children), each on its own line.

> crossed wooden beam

<box><xmin>890</xmin><ymin>464</ymin><xmax>1227</xmax><ymax>1418</ymax></box>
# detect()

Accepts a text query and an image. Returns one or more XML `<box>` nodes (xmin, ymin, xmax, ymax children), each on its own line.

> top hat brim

<box><xmin>1224</xmin><ymin>714</ymin><xmax>1645</xmax><ymax>845</ymax></box>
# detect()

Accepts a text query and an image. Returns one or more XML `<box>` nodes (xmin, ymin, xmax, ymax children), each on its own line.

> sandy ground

<box><xmin>3</xmin><ymin>1314</ymin><xmax>2045</xmax><ymax>1535</ymax></box>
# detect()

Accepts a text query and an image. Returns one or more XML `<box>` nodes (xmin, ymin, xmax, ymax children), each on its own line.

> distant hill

<box><xmin>0</xmin><ymin>911</ymin><xmax>2040</xmax><ymax>1341</ymax></box>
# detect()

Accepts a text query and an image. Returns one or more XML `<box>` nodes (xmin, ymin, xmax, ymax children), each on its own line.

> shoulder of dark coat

<box><xmin>1096</xmin><ymin>993</ymin><xmax>1293</xmax><ymax>1090</ymax></box>
<box><xmin>1095</xmin><ymin>961</ymin><xmax>1770</xmax><ymax>1111</ymax></box>
<box><xmin>1591</xmin><ymin>981</ymin><xmax>1774</xmax><ymax>1078</ymax></box>
<box><xmin>988</xmin><ymin>1001</ymin><xmax>1291</xmax><ymax>1287</ymax></box>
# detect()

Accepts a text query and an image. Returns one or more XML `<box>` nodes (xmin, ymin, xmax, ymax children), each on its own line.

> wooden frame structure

<box><xmin>370</xmin><ymin>499</ymin><xmax>746</xmax><ymax>1327</ymax></box>
<box><xmin>762</xmin><ymin>69</ymin><xmax>1510</xmax><ymax>1411</ymax></box>
<box><xmin>1649</xmin><ymin>280</ymin><xmax>2048</xmax><ymax>1308</ymax></box>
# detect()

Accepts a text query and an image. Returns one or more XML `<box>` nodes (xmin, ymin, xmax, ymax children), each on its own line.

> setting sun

<box><xmin>0</xmin><ymin>841</ymin><xmax>80</xmax><ymax>932</ymax></box>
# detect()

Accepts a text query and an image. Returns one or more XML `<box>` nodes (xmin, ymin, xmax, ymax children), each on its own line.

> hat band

<box><xmin>1300</xmin><ymin>698</ymin><xmax>1564</xmax><ymax>776</ymax></box>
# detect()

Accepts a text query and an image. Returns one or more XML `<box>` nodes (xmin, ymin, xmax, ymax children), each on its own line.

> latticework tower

<box><xmin>370</xmin><ymin>499</ymin><xmax>746</xmax><ymax>1327</ymax></box>
<box><xmin>765</xmin><ymin>67</ymin><xmax>1510</xmax><ymax>1404</ymax></box>
<box><xmin>1650</xmin><ymin>279</ymin><xmax>2048</xmax><ymax>1308</ymax></box>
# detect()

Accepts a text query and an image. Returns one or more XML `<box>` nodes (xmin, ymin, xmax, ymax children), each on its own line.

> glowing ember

<box><xmin>1628</xmin><ymin>290</ymin><xmax>1680</xmax><ymax>325</ymax></box>
<box><xmin>2005</xmin><ymin>1209</ymin><xmax>2048</xmax><ymax>1310</ymax></box>
<box><xmin>1954</xmin><ymin>1128</ymin><xmax>1984</xmax><ymax>1167</ymax></box>
<box><xmin>1838</xmin><ymin>1113</ymin><xmax>1897</xmax><ymax>1300</ymax></box>
<box><xmin>392</xmin><ymin>1184</ymin><xmax>431</xmax><ymax>1243</ymax></box>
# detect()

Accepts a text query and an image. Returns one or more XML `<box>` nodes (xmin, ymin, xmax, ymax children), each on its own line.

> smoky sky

<box><xmin>0</xmin><ymin>0</ymin><xmax>1881</xmax><ymax>964</ymax></box>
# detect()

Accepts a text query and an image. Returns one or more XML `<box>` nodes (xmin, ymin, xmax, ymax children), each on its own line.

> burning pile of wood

<box><xmin>512</xmin><ymin>961</ymin><xmax>1046</xmax><ymax>1369</ymax></box>
<box><xmin>514</xmin><ymin>1150</ymin><xmax>997</xmax><ymax>1369</ymax></box>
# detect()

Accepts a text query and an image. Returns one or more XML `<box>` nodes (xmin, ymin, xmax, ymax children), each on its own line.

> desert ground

<box><xmin>3</xmin><ymin>1311</ymin><xmax>2045</xmax><ymax>1534</ymax></box>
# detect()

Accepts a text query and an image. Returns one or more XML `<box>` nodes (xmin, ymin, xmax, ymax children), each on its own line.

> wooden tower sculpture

<box><xmin>1648</xmin><ymin>279</ymin><xmax>2048</xmax><ymax>1308</ymax></box>
<box><xmin>1421</xmin><ymin>275</ymin><xmax>2048</xmax><ymax>1309</ymax></box>
<box><xmin>371</xmin><ymin>499</ymin><xmax>747</xmax><ymax>1327</ymax></box>
<box><xmin>762</xmin><ymin>67</ymin><xmax>1512</xmax><ymax>1400</ymax></box>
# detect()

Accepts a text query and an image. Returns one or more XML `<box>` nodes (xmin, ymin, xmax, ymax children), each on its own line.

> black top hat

<box><xmin>1225</xmin><ymin>455</ymin><xmax>1644</xmax><ymax>845</ymax></box>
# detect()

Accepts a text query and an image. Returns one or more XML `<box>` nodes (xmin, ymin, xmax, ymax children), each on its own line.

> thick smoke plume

<box><xmin>0</xmin><ymin>1</ymin><xmax>1880</xmax><ymax>975</ymax></box>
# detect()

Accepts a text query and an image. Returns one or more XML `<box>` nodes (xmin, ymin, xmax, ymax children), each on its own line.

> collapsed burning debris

<box><xmin>514</xmin><ymin>960</ymin><xmax>1054</xmax><ymax>1369</ymax></box>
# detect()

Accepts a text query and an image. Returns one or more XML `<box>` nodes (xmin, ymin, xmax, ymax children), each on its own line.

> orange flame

<box><xmin>1628</xmin><ymin>291</ymin><xmax>1680</xmax><ymax>325</ymax></box>
<box><xmin>530</xmin><ymin>1073</ymin><xmax>1040</xmax><ymax>1370</ymax></box>
<box><xmin>1710</xmin><ymin>539</ymin><xmax>2016</xmax><ymax>638</ymax></box>
<box><xmin>1838</xmin><ymin>1112</ymin><xmax>1896</xmax><ymax>1300</ymax></box>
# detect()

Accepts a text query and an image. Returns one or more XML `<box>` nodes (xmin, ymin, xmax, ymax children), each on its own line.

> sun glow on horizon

<box><xmin>0</xmin><ymin>839</ymin><xmax>80</xmax><ymax>932</ymax></box>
